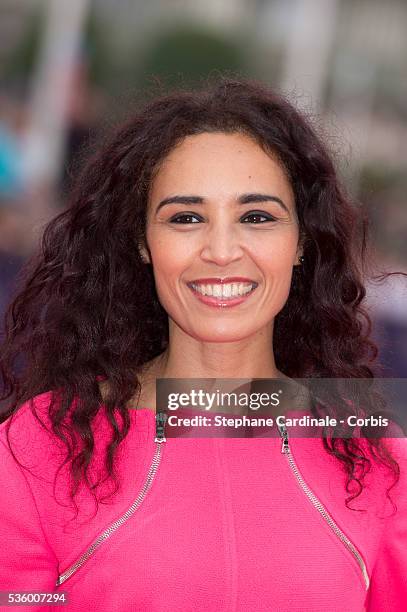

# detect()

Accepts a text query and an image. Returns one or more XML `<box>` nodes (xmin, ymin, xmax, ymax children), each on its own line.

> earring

<box><xmin>138</xmin><ymin>244</ymin><xmax>150</xmax><ymax>265</ymax></box>
<box><xmin>299</xmin><ymin>255</ymin><xmax>305</xmax><ymax>264</ymax></box>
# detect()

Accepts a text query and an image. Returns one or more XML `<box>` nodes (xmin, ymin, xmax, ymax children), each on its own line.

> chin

<box><xmin>190</xmin><ymin>326</ymin><xmax>257</xmax><ymax>343</ymax></box>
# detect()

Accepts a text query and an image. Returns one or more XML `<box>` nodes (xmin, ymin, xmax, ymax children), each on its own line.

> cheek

<box><xmin>251</xmin><ymin>232</ymin><xmax>299</xmax><ymax>273</ymax></box>
<box><xmin>250</xmin><ymin>233</ymin><xmax>298</xmax><ymax>315</ymax></box>
<box><xmin>147</xmin><ymin>232</ymin><xmax>192</xmax><ymax>304</ymax></box>
<box><xmin>152</xmin><ymin>239</ymin><xmax>191</xmax><ymax>275</ymax></box>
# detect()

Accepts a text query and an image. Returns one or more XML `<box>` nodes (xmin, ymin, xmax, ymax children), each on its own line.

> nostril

<box><xmin>200</xmin><ymin>245</ymin><xmax>245</xmax><ymax>264</ymax></box>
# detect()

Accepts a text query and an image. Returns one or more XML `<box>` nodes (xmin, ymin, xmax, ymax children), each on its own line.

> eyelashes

<box><xmin>169</xmin><ymin>213</ymin><xmax>201</xmax><ymax>224</ymax></box>
<box><xmin>168</xmin><ymin>211</ymin><xmax>278</xmax><ymax>224</ymax></box>
<box><xmin>240</xmin><ymin>212</ymin><xmax>278</xmax><ymax>224</ymax></box>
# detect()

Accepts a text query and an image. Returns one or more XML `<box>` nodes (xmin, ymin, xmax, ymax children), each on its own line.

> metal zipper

<box><xmin>56</xmin><ymin>413</ymin><xmax>369</xmax><ymax>590</ymax></box>
<box><xmin>277</xmin><ymin>419</ymin><xmax>370</xmax><ymax>591</ymax></box>
<box><xmin>55</xmin><ymin>411</ymin><xmax>168</xmax><ymax>586</ymax></box>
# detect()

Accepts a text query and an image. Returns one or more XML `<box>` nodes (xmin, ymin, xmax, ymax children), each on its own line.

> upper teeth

<box><xmin>191</xmin><ymin>282</ymin><xmax>256</xmax><ymax>298</ymax></box>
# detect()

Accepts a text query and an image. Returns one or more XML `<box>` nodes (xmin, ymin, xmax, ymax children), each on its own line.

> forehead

<box><xmin>149</xmin><ymin>132</ymin><xmax>294</xmax><ymax>205</ymax></box>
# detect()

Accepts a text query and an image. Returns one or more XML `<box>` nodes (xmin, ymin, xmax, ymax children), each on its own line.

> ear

<box><xmin>294</xmin><ymin>236</ymin><xmax>305</xmax><ymax>266</ymax></box>
<box><xmin>138</xmin><ymin>243</ymin><xmax>151</xmax><ymax>265</ymax></box>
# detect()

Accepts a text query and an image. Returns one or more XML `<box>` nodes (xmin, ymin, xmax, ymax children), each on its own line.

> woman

<box><xmin>0</xmin><ymin>77</ymin><xmax>405</xmax><ymax>611</ymax></box>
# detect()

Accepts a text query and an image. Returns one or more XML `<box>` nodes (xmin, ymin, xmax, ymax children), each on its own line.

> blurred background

<box><xmin>0</xmin><ymin>0</ymin><xmax>406</xmax><ymax>376</ymax></box>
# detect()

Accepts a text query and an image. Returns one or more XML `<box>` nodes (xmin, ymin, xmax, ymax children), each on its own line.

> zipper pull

<box><xmin>277</xmin><ymin>419</ymin><xmax>289</xmax><ymax>453</ymax></box>
<box><xmin>155</xmin><ymin>411</ymin><xmax>168</xmax><ymax>443</ymax></box>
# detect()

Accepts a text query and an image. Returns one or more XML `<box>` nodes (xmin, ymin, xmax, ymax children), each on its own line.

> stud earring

<box><xmin>138</xmin><ymin>244</ymin><xmax>150</xmax><ymax>265</ymax></box>
<box><xmin>299</xmin><ymin>255</ymin><xmax>305</xmax><ymax>264</ymax></box>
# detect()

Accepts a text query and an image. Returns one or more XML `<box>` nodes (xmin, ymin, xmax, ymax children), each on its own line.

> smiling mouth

<box><xmin>189</xmin><ymin>281</ymin><xmax>257</xmax><ymax>298</ymax></box>
<box><xmin>186</xmin><ymin>281</ymin><xmax>258</xmax><ymax>307</ymax></box>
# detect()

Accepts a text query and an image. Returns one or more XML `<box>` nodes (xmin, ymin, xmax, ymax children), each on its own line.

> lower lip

<box><xmin>187</xmin><ymin>285</ymin><xmax>257</xmax><ymax>308</ymax></box>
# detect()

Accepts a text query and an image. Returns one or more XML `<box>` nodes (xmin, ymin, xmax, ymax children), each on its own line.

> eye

<box><xmin>240</xmin><ymin>211</ymin><xmax>277</xmax><ymax>224</ymax></box>
<box><xmin>169</xmin><ymin>213</ymin><xmax>202</xmax><ymax>224</ymax></box>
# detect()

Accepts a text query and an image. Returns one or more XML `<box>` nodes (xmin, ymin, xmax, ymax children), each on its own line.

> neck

<box><xmin>154</xmin><ymin>323</ymin><xmax>284</xmax><ymax>380</ymax></box>
<box><xmin>135</xmin><ymin>324</ymin><xmax>288</xmax><ymax>413</ymax></box>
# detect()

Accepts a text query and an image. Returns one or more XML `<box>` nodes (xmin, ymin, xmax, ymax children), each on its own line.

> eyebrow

<box><xmin>155</xmin><ymin>193</ymin><xmax>289</xmax><ymax>214</ymax></box>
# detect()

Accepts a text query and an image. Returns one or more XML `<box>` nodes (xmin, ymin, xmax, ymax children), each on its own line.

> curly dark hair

<box><xmin>0</xmin><ymin>76</ymin><xmax>401</xmax><ymax>512</ymax></box>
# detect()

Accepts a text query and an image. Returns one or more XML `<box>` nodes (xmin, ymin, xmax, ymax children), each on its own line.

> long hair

<box><xmin>0</xmin><ymin>76</ymin><xmax>401</xmax><ymax>511</ymax></box>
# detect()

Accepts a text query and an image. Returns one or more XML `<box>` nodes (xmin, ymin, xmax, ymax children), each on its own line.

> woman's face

<box><xmin>143</xmin><ymin>131</ymin><xmax>302</xmax><ymax>343</ymax></box>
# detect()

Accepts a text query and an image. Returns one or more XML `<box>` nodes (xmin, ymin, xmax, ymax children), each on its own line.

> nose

<box><xmin>199</xmin><ymin>222</ymin><xmax>244</xmax><ymax>266</ymax></box>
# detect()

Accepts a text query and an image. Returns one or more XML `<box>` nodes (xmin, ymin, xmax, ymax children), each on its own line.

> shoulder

<box><xmin>0</xmin><ymin>391</ymin><xmax>66</xmax><ymax>459</ymax></box>
<box><xmin>365</xmin><ymin>438</ymin><xmax>407</xmax><ymax>610</ymax></box>
<box><xmin>0</xmin><ymin>393</ymin><xmax>74</xmax><ymax>508</ymax></box>
<box><xmin>378</xmin><ymin>437</ymin><xmax>407</xmax><ymax>509</ymax></box>
<box><xmin>288</xmin><ymin>432</ymin><xmax>407</xmax><ymax>515</ymax></box>
<box><xmin>0</xmin><ymin>396</ymin><xmax>60</xmax><ymax>589</ymax></box>
<box><xmin>0</xmin><ymin>390</ymin><xmax>152</xmax><ymax>486</ymax></box>
<box><xmin>381</xmin><ymin>436</ymin><xmax>407</xmax><ymax>464</ymax></box>
<box><xmin>0</xmin><ymin>391</ymin><xmax>60</xmax><ymax>449</ymax></box>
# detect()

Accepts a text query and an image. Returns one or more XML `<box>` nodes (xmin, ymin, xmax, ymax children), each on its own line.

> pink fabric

<box><xmin>0</xmin><ymin>391</ymin><xmax>406</xmax><ymax>611</ymax></box>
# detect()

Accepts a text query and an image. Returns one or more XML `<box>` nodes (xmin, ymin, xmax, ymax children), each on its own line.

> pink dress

<box><xmin>0</xmin><ymin>391</ymin><xmax>406</xmax><ymax>611</ymax></box>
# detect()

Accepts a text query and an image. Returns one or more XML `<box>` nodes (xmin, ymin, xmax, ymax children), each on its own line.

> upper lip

<box><xmin>188</xmin><ymin>277</ymin><xmax>258</xmax><ymax>285</ymax></box>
